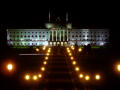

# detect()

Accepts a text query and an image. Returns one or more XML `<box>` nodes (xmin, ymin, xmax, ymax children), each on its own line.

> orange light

<box><xmin>48</xmin><ymin>50</ymin><xmax>51</xmax><ymax>53</ymax></box>
<box><xmin>79</xmin><ymin>73</ymin><xmax>84</xmax><ymax>78</ymax></box>
<box><xmin>38</xmin><ymin>74</ymin><xmax>42</xmax><ymax>78</ymax></box>
<box><xmin>46</xmin><ymin>53</ymin><xmax>49</xmax><ymax>56</ymax></box>
<box><xmin>25</xmin><ymin>74</ymin><xmax>30</xmax><ymax>80</ymax></box>
<box><xmin>67</xmin><ymin>50</ymin><xmax>70</xmax><ymax>53</ymax></box>
<box><xmin>117</xmin><ymin>64</ymin><xmax>120</xmax><ymax>71</ymax></box>
<box><xmin>75</xmin><ymin>67</ymin><xmax>80</xmax><ymax>71</ymax></box>
<box><xmin>43</xmin><ymin>61</ymin><xmax>47</xmax><ymax>65</ymax></box>
<box><xmin>43</xmin><ymin>46</ymin><xmax>46</xmax><ymax>50</ymax></box>
<box><xmin>33</xmin><ymin>75</ymin><xmax>38</xmax><ymax>80</ymax></box>
<box><xmin>70</xmin><ymin>56</ymin><xmax>74</xmax><ymax>60</ymax></box>
<box><xmin>72</xmin><ymin>61</ymin><xmax>76</xmax><ymax>65</ymax></box>
<box><xmin>36</xmin><ymin>48</ymin><xmax>39</xmax><ymax>52</ymax></box>
<box><xmin>7</xmin><ymin>64</ymin><xmax>13</xmax><ymax>71</ymax></box>
<box><xmin>95</xmin><ymin>74</ymin><xmax>101</xmax><ymax>80</ymax></box>
<box><xmin>66</xmin><ymin>47</ymin><xmax>69</xmax><ymax>50</ymax></box>
<box><xmin>78</xmin><ymin>48</ymin><xmax>82</xmax><ymax>52</ymax></box>
<box><xmin>45</xmin><ymin>57</ymin><xmax>48</xmax><ymax>60</ymax></box>
<box><xmin>85</xmin><ymin>75</ymin><xmax>90</xmax><ymax>80</ymax></box>
<box><xmin>69</xmin><ymin>53</ymin><xmax>72</xmax><ymax>56</ymax></box>
<box><xmin>41</xmin><ymin>67</ymin><xmax>45</xmax><ymax>71</ymax></box>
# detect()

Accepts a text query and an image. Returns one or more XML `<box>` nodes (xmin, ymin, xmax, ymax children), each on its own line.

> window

<box><xmin>105</xmin><ymin>35</ymin><xmax>107</xmax><ymax>37</ymax></box>
<box><xmin>76</xmin><ymin>35</ymin><xmax>78</xmax><ymax>37</ymax></box>
<box><xmin>79</xmin><ymin>35</ymin><xmax>81</xmax><ymax>37</ymax></box>
<box><xmin>72</xmin><ymin>35</ymin><xmax>74</xmax><ymax>37</ymax></box>
<box><xmin>39</xmin><ymin>35</ymin><xmax>41</xmax><ymax>37</ymax></box>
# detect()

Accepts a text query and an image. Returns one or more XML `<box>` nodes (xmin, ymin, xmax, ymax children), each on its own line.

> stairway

<box><xmin>44</xmin><ymin>47</ymin><xmax>76</xmax><ymax>90</ymax></box>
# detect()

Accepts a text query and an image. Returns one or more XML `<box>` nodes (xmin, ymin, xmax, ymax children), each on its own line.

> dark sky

<box><xmin>1</xmin><ymin>2</ymin><xmax>118</xmax><ymax>29</ymax></box>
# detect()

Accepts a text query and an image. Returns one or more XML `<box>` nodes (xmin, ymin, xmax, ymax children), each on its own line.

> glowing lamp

<box><xmin>85</xmin><ymin>75</ymin><xmax>90</xmax><ymax>80</ymax></box>
<box><xmin>95</xmin><ymin>74</ymin><xmax>101</xmax><ymax>80</ymax></box>
<box><xmin>72</xmin><ymin>61</ymin><xmax>76</xmax><ymax>65</ymax></box>
<box><xmin>38</xmin><ymin>74</ymin><xmax>42</xmax><ymax>78</ymax></box>
<box><xmin>7</xmin><ymin>64</ymin><xmax>13</xmax><ymax>71</ymax></box>
<box><xmin>117</xmin><ymin>65</ymin><xmax>120</xmax><ymax>71</ymax></box>
<box><xmin>70</xmin><ymin>56</ymin><xmax>74</xmax><ymax>60</ymax></box>
<box><xmin>41</xmin><ymin>67</ymin><xmax>45</xmax><ymax>71</ymax></box>
<box><xmin>25</xmin><ymin>74</ymin><xmax>30</xmax><ymax>80</ymax></box>
<box><xmin>36</xmin><ymin>48</ymin><xmax>39</xmax><ymax>52</ymax></box>
<box><xmin>45</xmin><ymin>57</ymin><xmax>48</xmax><ymax>60</ymax></box>
<box><xmin>78</xmin><ymin>48</ymin><xmax>82</xmax><ymax>52</ymax></box>
<box><xmin>33</xmin><ymin>75</ymin><xmax>38</xmax><ymax>80</ymax></box>
<box><xmin>79</xmin><ymin>73</ymin><xmax>84</xmax><ymax>78</ymax></box>
<box><xmin>43</xmin><ymin>61</ymin><xmax>47</xmax><ymax>65</ymax></box>
<box><xmin>75</xmin><ymin>67</ymin><xmax>80</xmax><ymax>71</ymax></box>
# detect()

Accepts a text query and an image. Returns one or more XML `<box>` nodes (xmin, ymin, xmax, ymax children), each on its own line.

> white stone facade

<box><xmin>7</xmin><ymin>29</ymin><xmax>109</xmax><ymax>46</ymax></box>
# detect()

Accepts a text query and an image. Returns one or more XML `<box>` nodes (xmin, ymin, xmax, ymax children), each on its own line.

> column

<box><xmin>67</xmin><ymin>30</ymin><xmax>68</xmax><ymax>41</ymax></box>
<box><xmin>60</xmin><ymin>30</ymin><xmax>61</xmax><ymax>41</ymax></box>
<box><xmin>48</xmin><ymin>31</ymin><xmax>50</xmax><ymax>41</ymax></box>
<box><xmin>52</xmin><ymin>30</ymin><xmax>54</xmax><ymax>41</ymax></box>
<box><xmin>56</xmin><ymin>30</ymin><xmax>57</xmax><ymax>41</ymax></box>
<box><xmin>63</xmin><ymin>30</ymin><xmax>65</xmax><ymax>41</ymax></box>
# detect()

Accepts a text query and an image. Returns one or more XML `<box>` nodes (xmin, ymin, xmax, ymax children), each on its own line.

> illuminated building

<box><xmin>7</xmin><ymin>28</ymin><xmax>109</xmax><ymax>46</ymax></box>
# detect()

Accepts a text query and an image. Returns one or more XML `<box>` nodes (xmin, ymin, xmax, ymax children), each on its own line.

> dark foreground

<box><xmin>0</xmin><ymin>46</ymin><xmax>120</xmax><ymax>90</ymax></box>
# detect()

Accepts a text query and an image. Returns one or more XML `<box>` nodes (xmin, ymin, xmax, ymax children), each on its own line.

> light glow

<box><xmin>7</xmin><ymin>64</ymin><xmax>13</xmax><ymax>71</ymax></box>
<box><xmin>33</xmin><ymin>75</ymin><xmax>38</xmax><ymax>80</ymax></box>
<box><xmin>25</xmin><ymin>74</ymin><xmax>30</xmax><ymax>80</ymax></box>
<box><xmin>38</xmin><ymin>74</ymin><xmax>42</xmax><ymax>78</ymax></box>
<box><xmin>41</xmin><ymin>67</ymin><xmax>45</xmax><ymax>71</ymax></box>
<box><xmin>79</xmin><ymin>74</ymin><xmax>84</xmax><ymax>78</ymax></box>
<box><xmin>70</xmin><ymin>56</ymin><xmax>74</xmax><ymax>60</ymax></box>
<box><xmin>95</xmin><ymin>74</ymin><xmax>101</xmax><ymax>80</ymax></box>
<box><xmin>75</xmin><ymin>67</ymin><xmax>80</xmax><ymax>71</ymax></box>
<box><xmin>36</xmin><ymin>48</ymin><xmax>39</xmax><ymax>52</ymax></box>
<box><xmin>117</xmin><ymin>65</ymin><xmax>120</xmax><ymax>71</ymax></box>
<box><xmin>45</xmin><ymin>57</ymin><xmax>48</xmax><ymax>60</ymax></box>
<box><xmin>72</xmin><ymin>61</ymin><xmax>76</xmax><ymax>65</ymax></box>
<box><xmin>43</xmin><ymin>61</ymin><xmax>47</xmax><ymax>65</ymax></box>
<box><xmin>85</xmin><ymin>75</ymin><xmax>90</xmax><ymax>80</ymax></box>
<box><xmin>78</xmin><ymin>48</ymin><xmax>82</xmax><ymax>52</ymax></box>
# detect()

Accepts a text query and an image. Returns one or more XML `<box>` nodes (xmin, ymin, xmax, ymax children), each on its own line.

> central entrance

<box><xmin>49</xmin><ymin>29</ymin><xmax>69</xmax><ymax>46</ymax></box>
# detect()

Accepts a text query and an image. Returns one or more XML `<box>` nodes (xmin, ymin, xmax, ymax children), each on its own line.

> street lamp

<box><xmin>85</xmin><ymin>75</ymin><xmax>90</xmax><ymax>81</ymax></box>
<box><xmin>36</xmin><ymin>48</ymin><xmax>39</xmax><ymax>52</ymax></box>
<box><xmin>78</xmin><ymin>48</ymin><xmax>82</xmax><ymax>52</ymax></box>
<box><xmin>43</xmin><ymin>61</ymin><xmax>47</xmax><ymax>65</ymax></box>
<box><xmin>75</xmin><ymin>67</ymin><xmax>80</xmax><ymax>71</ymax></box>
<box><xmin>117</xmin><ymin>64</ymin><xmax>120</xmax><ymax>71</ymax></box>
<box><xmin>33</xmin><ymin>75</ymin><xmax>38</xmax><ymax>80</ymax></box>
<box><xmin>45</xmin><ymin>57</ymin><xmax>48</xmax><ymax>60</ymax></box>
<box><xmin>25</xmin><ymin>74</ymin><xmax>30</xmax><ymax>80</ymax></box>
<box><xmin>95</xmin><ymin>74</ymin><xmax>101</xmax><ymax>80</ymax></box>
<box><xmin>7</xmin><ymin>64</ymin><xmax>13</xmax><ymax>71</ymax></box>
<box><xmin>41</xmin><ymin>67</ymin><xmax>45</xmax><ymax>71</ymax></box>
<box><xmin>70</xmin><ymin>56</ymin><xmax>74</xmax><ymax>60</ymax></box>
<box><xmin>38</xmin><ymin>74</ymin><xmax>42</xmax><ymax>78</ymax></box>
<box><xmin>72</xmin><ymin>61</ymin><xmax>76</xmax><ymax>65</ymax></box>
<box><xmin>79</xmin><ymin>73</ymin><xmax>84</xmax><ymax>78</ymax></box>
